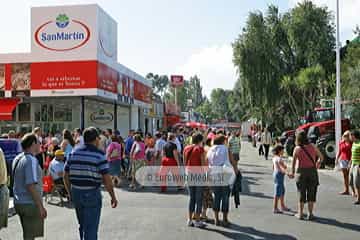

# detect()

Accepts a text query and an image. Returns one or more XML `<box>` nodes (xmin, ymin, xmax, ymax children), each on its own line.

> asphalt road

<box><xmin>1</xmin><ymin>142</ymin><xmax>359</xmax><ymax>240</ymax></box>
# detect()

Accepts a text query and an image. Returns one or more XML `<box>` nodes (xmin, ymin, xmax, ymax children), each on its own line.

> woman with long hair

<box><xmin>289</xmin><ymin>131</ymin><xmax>324</xmax><ymax>220</ymax></box>
<box><xmin>335</xmin><ymin>130</ymin><xmax>352</xmax><ymax>195</ymax></box>
<box><xmin>61</xmin><ymin>129</ymin><xmax>75</xmax><ymax>160</ymax></box>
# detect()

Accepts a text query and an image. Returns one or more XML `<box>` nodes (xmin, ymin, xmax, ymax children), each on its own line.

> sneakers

<box><xmin>273</xmin><ymin>209</ymin><xmax>283</xmax><ymax>214</ymax></box>
<box><xmin>187</xmin><ymin>220</ymin><xmax>194</xmax><ymax>227</ymax></box>
<box><xmin>193</xmin><ymin>221</ymin><xmax>207</xmax><ymax>228</ymax></box>
<box><xmin>294</xmin><ymin>213</ymin><xmax>304</xmax><ymax>220</ymax></box>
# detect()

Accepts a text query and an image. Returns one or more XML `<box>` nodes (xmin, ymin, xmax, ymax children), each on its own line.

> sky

<box><xmin>0</xmin><ymin>0</ymin><xmax>358</xmax><ymax>96</ymax></box>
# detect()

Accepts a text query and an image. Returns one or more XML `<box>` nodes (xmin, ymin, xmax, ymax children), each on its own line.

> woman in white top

<box><xmin>207</xmin><ymin>134</ymin><xmax>236</xmax><ymax>227</ymax></box>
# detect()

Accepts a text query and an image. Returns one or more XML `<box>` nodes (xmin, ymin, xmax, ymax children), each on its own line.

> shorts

<box><xmin>295</xmin><ymin>168</ymin><xmax>319</xmax><ymax>203</ymax></box>
<box><xmin>339</xmin><ymin>159</ymin><xmax>350</xmax><ymax>169</ymax></box>
<box><xmin>273</xmin><ymin>172</ymin><xmax>285</xmax><ymax>197</ymax></box>
<box><xmin>232</xmin><ymin>153</ymin><xmax>240</xmax><ymax>161</ymax></box>
<box><xmin>351</xmin><ymin>164</ymin><xmax>360</xmax><ymax>189</ymax></box>
<box><xmin>14</xmin><ymin>204</ymin><xmax>44</xmax><ymax>239</ymax></box>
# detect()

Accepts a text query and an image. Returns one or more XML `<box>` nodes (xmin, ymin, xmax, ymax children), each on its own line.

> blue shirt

<box><xmin>64</xmin><ymin>144</ymin><xmax>109</xmax><ymax>190</ymax></box>
<box><xmin>125</xmin><ymin>136</ymin><xmax>134</xmax><ymax>155</ymax></box>
<box><xmin>12</xmin><ymin>152</ymin><xmax>43</xmax><ymax>204</ymax></box>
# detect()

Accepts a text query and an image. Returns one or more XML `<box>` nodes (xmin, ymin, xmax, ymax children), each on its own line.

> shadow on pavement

<box><xmin>204</xmin><ymin>223</ymin><xmax>297</xmax><ymax>240</ymax></box>
<box><xmin>240</xmin><ymin>176</ymin><xmax>273</xmax><ymax>200</ymax></box>
<box><xmin>313</xmin><ymin>216</ymin><xmax>360</xmax><ymax>232</ymax></box>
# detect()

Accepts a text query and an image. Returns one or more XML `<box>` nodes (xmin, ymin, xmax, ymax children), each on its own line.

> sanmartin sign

<box><xmin>34</xmin><ymin>14</ymin><xmax>90</xmax><ymax>51</ymax></box>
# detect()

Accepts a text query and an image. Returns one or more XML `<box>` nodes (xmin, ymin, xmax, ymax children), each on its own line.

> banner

<box><xmin>97</xmin><ymin>62</ymin><xmax>118</xmax><ymax>93</ymax></box>
<box><xmin>30</xmin><ymin>61</ymin><xmax>97</xmax><ymax>96</ymax></box>
<box><xmin>134</xmin><ymin>80</ymin><xmax>151</xmax><ymax>103</ymax></box>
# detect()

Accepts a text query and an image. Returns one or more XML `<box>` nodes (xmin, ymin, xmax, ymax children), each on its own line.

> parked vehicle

<box><xmin>282</xmin><ymin>107</ymin><xmax>350</xmax><ymax>165</ymax></box>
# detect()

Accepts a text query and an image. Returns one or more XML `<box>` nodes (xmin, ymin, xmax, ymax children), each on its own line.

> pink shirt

<box><xmin>294</xmin><ymin>144</ymin><xmax>317</xmax><ymax>169</ymax></box>
<box><xmin>106</xmin><ymin>142</ymin><xmax>122</xmax><ymax>162</ymax></box>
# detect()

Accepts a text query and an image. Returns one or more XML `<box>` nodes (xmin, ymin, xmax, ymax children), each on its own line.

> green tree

<box><xmin>146</xmin><ymin>73</ymin><xmax>169</xmax><ymax>99</ymax></box>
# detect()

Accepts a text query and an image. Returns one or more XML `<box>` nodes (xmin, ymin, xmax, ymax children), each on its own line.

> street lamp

<box><xmin>335</xmin><ymin>0</ymin><xmax>342</xmax><ymax>154</ymax></box>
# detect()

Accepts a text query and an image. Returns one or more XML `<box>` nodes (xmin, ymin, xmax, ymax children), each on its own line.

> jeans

<box><xmin>212</xmin><ymin>186</ymin><xmax>230</xmax><ymax>213</ymax></box>
<box><xmin>188</xmin><ymin>186</ymin><xmax>203</xmax><ymax>214</ymax></box>
<box><xmin>71</xmin><ymin>188</ymin><xmax>102</xmax><ymax>240</ymax></box>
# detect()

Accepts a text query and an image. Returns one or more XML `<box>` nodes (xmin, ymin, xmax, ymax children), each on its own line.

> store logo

<box><xmin>90</xmin><ymin>109</ymin><xmax>114</xmax><ymax>124</ymax></box>
<box><xmin>34</xmin><ymin>14</ymin><xmax>91</xmax><ymax>51</ymax></box>
<box><xmin>56</xmin><ymin>14</ymin><xmax>69</xmax><ymax>28</ymax></box>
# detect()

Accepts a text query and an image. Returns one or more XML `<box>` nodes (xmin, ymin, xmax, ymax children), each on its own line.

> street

<box><xmin>1</xmin><ymin>142</ymin><xmax>359</xmax><ymax>240</ymax></box>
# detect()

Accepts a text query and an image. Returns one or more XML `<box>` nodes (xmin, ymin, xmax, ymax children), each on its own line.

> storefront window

<box><xmin>54</xmin><ymin>104</ymin><xmax>72</xmax><ymax>122</ymax></box>
<box><xmin>18</xmin><ymin>103</ymin><xmax>31</xmax><ymax>122</ymax></box>
<box><xmin>41</xmin><ymin>104</ymin><xmax>48</xmax><ymax>122</ymax></box>
<box><xmin>34</xmin><ymin>103</ymin><xmax>41</xmax><ymax>121</ymax></box>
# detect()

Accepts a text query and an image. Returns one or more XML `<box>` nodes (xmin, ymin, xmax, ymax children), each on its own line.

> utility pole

<box><xmin>335</xmin><ymin>0</ymin><xmax>342</xmax><ymax>154</ymax></box>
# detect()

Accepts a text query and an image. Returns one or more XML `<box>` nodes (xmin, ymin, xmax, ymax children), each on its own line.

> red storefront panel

<box><xmin>31</xmin><ymin>61</ymin><xmax>98</xmax><ymax>89</ymax></box>
<box><xmin>134</xmin><ymin>80</ymin><xmax>151</xmax><ymax>103</ymax></box>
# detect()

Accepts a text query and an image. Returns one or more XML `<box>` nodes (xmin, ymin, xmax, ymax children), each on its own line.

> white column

<box><xmin>335</xmin><ymin>0</ymin><xmax>342</xmax><ymax>153</ymax></box>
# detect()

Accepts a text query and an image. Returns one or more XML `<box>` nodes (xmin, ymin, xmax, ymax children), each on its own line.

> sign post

<box><xmin>335</xmin><ymin>0</ymin><xmax>342</xmax><ymax>154</ymax></box>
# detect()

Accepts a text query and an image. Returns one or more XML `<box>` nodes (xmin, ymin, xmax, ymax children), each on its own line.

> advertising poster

<box><xmin>97</xmin><ymin>62</ymin><xmax>117</xmax><ymax>94</ymax></box>
<box><xmin>11</xmin><ymin>63</ymin><xmax>31</xmax><ymax>97</ymax></box>
<box><xmin>0</xmin><ymin>64</ymin><xmax>4</xmax><ymax>97</ymax></box>
<box><xmin>134</xmin><ymin>80</ymin><xmax>152</xmax><ymax>103</ymax></box>
<box><xmin>31</xmin><ymin>61</ymin><xmax>98</xmax><ymax>96</ymax></box>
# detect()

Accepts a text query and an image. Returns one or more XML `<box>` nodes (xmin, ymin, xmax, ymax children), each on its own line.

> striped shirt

<box><xmin>64</xmin><ymin>144</ymin><xmax>109</xmax><ymax>189</ymax></box>
<box><xmin>351</xmin><ymin>141</ymin><xmax>360</xmax><ymax>165</ymax></box>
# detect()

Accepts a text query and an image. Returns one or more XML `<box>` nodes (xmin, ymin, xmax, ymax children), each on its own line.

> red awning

<box><xmin>0</xmin><ymin>98</ymin><xmax>20</xmax><ymax>121</ymax></box>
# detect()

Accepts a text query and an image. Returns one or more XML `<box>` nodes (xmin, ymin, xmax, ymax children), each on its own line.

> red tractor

<box><xmin>282</xmin><ymin>107</ymin><xmax>350</xmax><ymax>165</ymax></box>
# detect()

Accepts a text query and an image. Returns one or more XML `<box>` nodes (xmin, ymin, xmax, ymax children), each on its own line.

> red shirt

<box><xmin>184</xmin><ymin>145</ymin><xmax>204</xmax><ymax>167</ymax></box>
<box><xmin>339</xmin><ymin>140</ymin><xmax>352</xmax><ymax>161</ymax></box>
<box><xmin>295</xmin><ymin>144</ymin><xmax>317</xmax><ymax>169</ymax></box>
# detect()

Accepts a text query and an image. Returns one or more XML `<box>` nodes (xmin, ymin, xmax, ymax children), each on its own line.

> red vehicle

<box><xmin>283</xmin><ymin>107</ymin><xmax>350</xmax><ymax>165</ymax></box>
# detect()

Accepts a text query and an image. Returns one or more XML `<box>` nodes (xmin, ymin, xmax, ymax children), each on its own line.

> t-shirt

<box><xmin>294</xmin><ymin>144</ymin><xmax>317</xmax><ymax>169</ymax></box>
<box><xmin>272</xmin><ymin>156</ymin><xmax>284</xmax><ymax>173</ymax></box>
<box><xmin>351</xmin><ymin>141</ymin><xmax>360</xmax><ymax>165</ymax></box>
<box><xmin>106</xmin><ymin>142</ymin><xmax>123</xmax><ymax>162</ymax></box>
<box><xmin>184</xmin><ymin>145</ymin><xmax>204</xmax><ymax>167</ymax></box>
<box><xmin>49</xmin><ymin>158</ymin><xmax>65</xmax><ymax>181</ymax></box>
<box><xmin>131</xmin><ymin>141</ymin><xmax>146</xmax><ymax>160</ymax></box>
<box><xmin>64</xmin><ymin>144</ymin><xmax>109</xmax><ymax>189</ymax></box>
<box><xmin>12</xmin><ymin>152</ymin><xmax>43</xmax><ymax>204</ymax></box>
<box><xmin>163</xmin><ymin>142</ymin><xmax>177</xmax><ymax>159</ymax></box>
<box><xmin>339</xmin><ymin>140</ymin><xmax>352</xmax><ymax>161</ymax></box>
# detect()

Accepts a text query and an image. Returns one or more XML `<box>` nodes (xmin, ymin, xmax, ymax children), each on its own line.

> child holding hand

<box><xmin>272</xmin><ymin>145</ymin><xmax>291</xmax><ymax>214</ymax></box>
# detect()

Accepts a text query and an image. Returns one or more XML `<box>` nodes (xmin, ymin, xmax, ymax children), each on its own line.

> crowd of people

<box><xmin>0</xmin><ymin>124</ymin><xmax>359</xmax><ymax>239</ymax></box>
<box><xmin>0</xmin><ymin>125</ymin><xmax>243</xmax><ymax>238</ymax></box>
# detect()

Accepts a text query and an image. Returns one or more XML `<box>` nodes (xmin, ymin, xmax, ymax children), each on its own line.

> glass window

<box><xmin>41</xmin><ymin>104</ymin><xmax>48</xmax><ymax>122</ymax></box>
<box><xmin>48</xmin><ymin>104</ymin><xmax>54</xmax><ymax>121</ymax></box>
<box><xmin>54</xmin><ymin>104</ymin><xmax>72</xmax><ymax>122</ymax></box>
<box><xmin>18</xmin><ymin>103</ymin><xmax>31</xmax><ymax>122</ymax></box>
<box><xmin>34</xmin><ymin>103</ymin><xmax>41</xmax><ymax>122</ymax></box>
